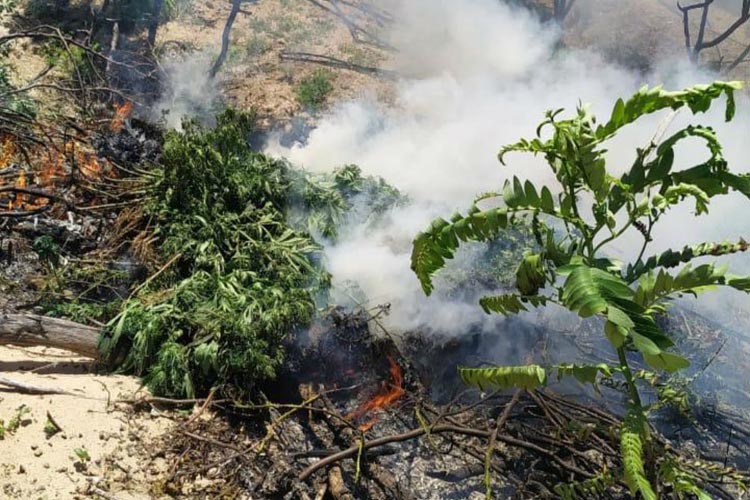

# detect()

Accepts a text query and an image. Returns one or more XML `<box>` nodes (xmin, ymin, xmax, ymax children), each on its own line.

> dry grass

<box><xmin>156</xmin><ymin>0</ymin><xmax>392</xmax><ymax>126</ymax></box>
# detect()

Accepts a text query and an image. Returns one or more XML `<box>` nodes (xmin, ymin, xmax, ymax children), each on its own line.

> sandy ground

<box><xmin>0</xmin><ymin>345</ymin><xmax>172</xmax><ymax>500</ymax></box>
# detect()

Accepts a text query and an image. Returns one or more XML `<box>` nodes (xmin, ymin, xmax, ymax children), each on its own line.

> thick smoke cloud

<box><xmin>267</xmin><ymin>0</ymin><xmax>750</xmax><ymax>340</ymax></box>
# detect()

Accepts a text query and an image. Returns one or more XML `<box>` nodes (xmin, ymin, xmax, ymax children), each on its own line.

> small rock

<box><xmin>33</xmin><ymin>450</ymin><xmax>43</xmax><ymax>457</ymax></box>
<box><xmin>18</xmin><ymin>465</ymin><xmax>25</xmax><ymax>474</ymax></box>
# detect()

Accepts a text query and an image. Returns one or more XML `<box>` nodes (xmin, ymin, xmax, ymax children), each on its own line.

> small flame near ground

<box><xmin>8</xmin><ymin>169</ymin><xmax>26</xmax><ymax>211</ymax></box>
<box><xmin>346</xmin><ymin>357</ymin><xmax>405</xmax><ymax>432</ymax></box>
<box><xmin>111</xmin><ymin>102</ymin><xmax>133</xmax><ymax>132</ymax></box>
<box><xmin>2</xmin><ymin>134</ymin><xmax>111</xmax><ymax>213</ymax></box>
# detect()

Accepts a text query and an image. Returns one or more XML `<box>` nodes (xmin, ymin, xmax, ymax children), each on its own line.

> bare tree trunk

<box><xmin>0</xmin><ymin>313</ymin><xmax>100</xmax><ymax>358</ymax></box>
<box><xmin>148</xmin><ymin>0</ymin><xmax>164</xmax><ymax>48</ymax></box>
<box><xmin>106</xmin><ymin>21</ymin><xmax>119</xmax><ymax>79</ymax></box>
<box><xmin>209</xmin><ymin>0</ymin><xmax>243</xmax><ymax>78</ymax></box>
<box><xmin>678</xmin><ymin>0</ymin><xmax>750</xmax><ymax>67</ymax></box>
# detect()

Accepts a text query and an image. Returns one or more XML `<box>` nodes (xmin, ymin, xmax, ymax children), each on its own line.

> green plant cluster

<box><xmin>98</xmin><ymin>110</ymin><xmax>398</xmax><ymax>399</ymax></box>
<box><xmin>0</xmin><ymin>60</ymin><xmax>36</xmax><ymax>117</ymax></box>
<box><xmin>411</xmin><ymin>81</ymin><xmax>750</xmax><ymax>497</ymax></box>
<box><xmin>295</xmin><ymin>69</ymin><xmax>334</xmax><ymax>111</ymax></box>
<box><xmin>40</xmin><ymin>40</ymin><xmax>100</xmax><ymax>84</ymax></box>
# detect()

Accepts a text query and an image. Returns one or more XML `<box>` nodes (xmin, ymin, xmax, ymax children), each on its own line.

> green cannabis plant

<box><xmin>411</xmin><ymin>81</ymin><xmax>750</xmax><ymax>498</ymax></box>
<box><xmin>98</xmin><ymin>110</ymin><xmax>398</xmax><ymax>400</ymax></box>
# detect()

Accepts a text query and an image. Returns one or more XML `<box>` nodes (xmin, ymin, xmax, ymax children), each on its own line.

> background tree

<box><xmin>679</xmin><ymin>0</ymin><xmax>750</xmax><ymax>71</ymax></box>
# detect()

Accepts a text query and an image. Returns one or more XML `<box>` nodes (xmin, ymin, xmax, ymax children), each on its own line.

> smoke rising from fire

<box><xmin>153</xmin><ymin>52</ymin><xmax>219</xmax><ymax>129</ymax></box>
<box><xmin>267</xmin><ymin>0</ymin><xmax>750</xmax><ymax>343</ymax></box>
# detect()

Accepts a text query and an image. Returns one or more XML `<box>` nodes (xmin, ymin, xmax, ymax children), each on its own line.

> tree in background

<box><xmin>678</xmin><ymin>0</ymin><xmax>750</xmax><ymax>71</ymax></box>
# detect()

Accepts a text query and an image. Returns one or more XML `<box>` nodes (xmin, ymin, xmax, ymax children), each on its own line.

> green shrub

<box><xmin>295</xmin><ymin>69</ymin><xmax>334</xmax><ymax>111</ymax></box>
<box><xmin>99</xmin><ymin>110</ymin><xmax>399</xmax><ymax>399</ymax></box>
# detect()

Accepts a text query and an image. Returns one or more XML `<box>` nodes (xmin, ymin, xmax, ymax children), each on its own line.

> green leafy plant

<box><xmin>73</xmin><ymin>447</ymin><xmax>90</xmax><ymax>462</ymax></box>
<box><xmin>99</xmin><ymin>110</ymin><xmax>398</xmax><ymax>399</ymax></box>
<box><xmin>411</xmin><ymin>81</ymin><xmax>750</xmax><ymax>497</ymax></box>
<box><xmin>0</xmin><ymin>405</ymin><xmax>31</xmax><ymax>439</ymax></box>
<box><xmin>295</xmin><ymin>69</ymin><xmax>334</xmax><ymax>111</ymax></box>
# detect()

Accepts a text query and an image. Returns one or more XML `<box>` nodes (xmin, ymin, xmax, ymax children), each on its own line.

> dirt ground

<box><xmin>0</xmin><ymin>345</ymin><xmax>172</xmax><ymax>500</ymax></box>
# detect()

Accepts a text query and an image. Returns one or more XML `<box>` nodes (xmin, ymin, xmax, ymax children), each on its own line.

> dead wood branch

<box><xmin>280</xmin><ymin>51</ymin><xmax>396</xmax><ymax>79</ymax></box>
<box><xmin>0</xmin><ymin>25</ymin><xmax>157</xmax><ymax>81</ymax></box>
<box><xmin>0</xmin><ymin>313</ymin><xmax>100</xmax><ymax>358</ymax></box>
<box><xmin>0</xmin><ymin>375</ymin><xmax>79</xmax><ymax>396</ymax></box>
<box><xmin>328</xmin><ymin>466</ymin><xmax>355</xmax><ymax>500</ymax></box>
<box><xmin>210</xmin><ymin>0</ymin><xmax>252</xmax><ymax>78</ymax></box>
<box><xmin>303</xmin><ymin>0</ymin><xmax>393</xmax><ymax>50</ymax></box>
<box><xmin>484</xmin><ymin>390</ymin><xmax>520</xmax><ymax>497</ymax></box>
<box><xmin>298</xmin><ymin>422</ymin><xmax>595</xmax><ymax>481</ymax></box>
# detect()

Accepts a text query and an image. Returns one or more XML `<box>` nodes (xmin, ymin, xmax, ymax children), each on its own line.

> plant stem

<box><xmin>617</xmin><ymin>346</ymin><xmax>643</xmax><ymax>409</ymax></box>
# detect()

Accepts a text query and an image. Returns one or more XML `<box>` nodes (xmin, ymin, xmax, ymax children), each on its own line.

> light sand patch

<box><xmin>0</xmin><ymin>346</ymin><xmax>172</xmax><ymax>500</ymax></box>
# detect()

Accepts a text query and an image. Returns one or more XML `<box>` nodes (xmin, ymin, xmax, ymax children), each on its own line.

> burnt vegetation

<box><xmin>1</xmin><ymin>0</ymin><xmax>750</xmax><ymax>499</ymax></box>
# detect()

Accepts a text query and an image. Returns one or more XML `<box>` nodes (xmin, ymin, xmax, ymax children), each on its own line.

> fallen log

<box><xmin>0</xmin><ymin>313</ymin><xmax>100</xmax><ymax>358</ymax></box>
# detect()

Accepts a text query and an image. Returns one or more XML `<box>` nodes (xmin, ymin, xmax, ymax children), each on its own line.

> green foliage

<box><xmin>288</xmin><ymin>164</ymin><xmax>404</xmax><ymax>240</ymax></box>
<box><xmin>32</xmin><ymin>235</ymin><xmax>61</xmax><ymax>267</ymax></box>
<box><xmin>99</xmin><ymin>110</ymin><xmax>397</xmax><ymax>399</ymax></box>
<box><xmin>460</xmin><ymin>363</ymin><xmax>613</xmax><ymax>392</ymax></box>
<box><xmin>621</xmin><ymin>409</ymin><xmax>657</xmax><ymax>500</ymax></box>
<box><xmin>0</xmin><ymin>62</ymin><xmax>36</xmax><ymax>117</ymax></box>
<box><xmin>44</xmin><ymin>415</ymin><xmax>62</xmax><ymax>438</ymax></box>
<box><xmin>554</xmin><ymin>472</ymin><xmax>615</xmax><ymax>500</ymax></box>
<box><xmin>39</xmin><ymin>261</ymin><xmax>128</xmax><ymax>324</ymax></box>
<box><xmin>411</xmin><ymin>81</ymin><xmax>750</xmax><ymax>495</ymax></box>
<box><xmin>40</xmin><ymin>41</ymin><xmax>100</xmax><ymax>83</ymax></box>
<box><xmin>73</xmin><ymin>447</ymin><xmax>90</xmax><ymax>462</ymax></box>
<box><xmin>0</xmin><ymin>0</ymin><xmax>18</xmax><ymax>16</ymax></box>
<box><xmin>295</xmin><ymin>69</ymin><xmax>334</xmax><ymax>111</ymax></box>
<box><xmin>0</xmin><ymin>405</ymin><xmax>31</xmax><ymax>440</ymax></box>
<box><xmin>459</xmin><ymin>365</ymin><xmax>547</xmax><ymax>390</ymax></box>
<box><xmin>658</xmin><ymin>456</ymin><xmax>712</xmax><ymax>500</ymax></box>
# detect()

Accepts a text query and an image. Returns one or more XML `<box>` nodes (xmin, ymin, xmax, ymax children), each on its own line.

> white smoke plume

<box><xmin>267</xmin><ymin>0</ymin><xmax>750</xmax><ymax>339</ymax></box>
<box><xmin>153</xmin><ymin>52</ymin><xmax>219</xmax><ymax>129</ymax></box>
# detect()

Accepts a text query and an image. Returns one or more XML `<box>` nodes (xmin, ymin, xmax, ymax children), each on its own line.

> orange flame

<box><xmin>111</xmin><ymin>101</ymin><xmax>133</xmax><ymax>132</ymax></box>
<box><xmin>8</xmin><ymin>170</ymin><xmax>26</xmax><ymax>210</ymax></box>
<box><xmin>346</xmin><ymin>357</ymin><xmax>405</xmax><ymax>431</ymax></box>
<box><xmin>0</xmin><ymin>135</ymin><xmax>15</xmax><ymax>169</ymax></box>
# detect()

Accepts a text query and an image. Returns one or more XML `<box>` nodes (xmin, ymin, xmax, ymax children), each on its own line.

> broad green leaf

<box><xmin>597</xmin><ymin>81</ymin><xmax>742</xmax><ymax>139</ymax></box>
<box><xmin>631</xmin><ymin>331</ymin><xmax>662</xmax><ymax>356</ymax></box>
<box><xmin>540</xmin><ymin>186</ymin><xmax>555</xmax><ymax>212</ymax></box>
<box><xmin>607</xmin><ymin>307</ymin><xmax>635</xmax><ymax>329</ymax></box>
<box><xmin>459</xmin><ymin>365</ymin><xmax>547</xmax><ymax>391</ymax></box>
<box><xmin>643</xmin><ymin>352</ymin><xmax>690</xmax><ymax>372</ymax></box>
<box><xmin>556</xmin><ymin>363</ymin><xmax>613</xmax><ymax>385</ymax></box>
<box><xmin>604</xmin><ymin>321</ymin><xmax>628</xmax><ymax>347</ymax></box>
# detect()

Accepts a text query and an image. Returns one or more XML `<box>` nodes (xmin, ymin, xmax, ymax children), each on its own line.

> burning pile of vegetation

<box><xmin>95</xmin><ymin>109</ymin><xmax>401</xmax><ymax>398</ymax></box>
<box><xmin>3</xmin><ymin>1</ymin><xmax>750</xmax><ymax>498</ymax></box>
<box><xmin>3</xmin><ymin>76</ymin><xmax>750</xmax><ymax>499</ymax></box>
